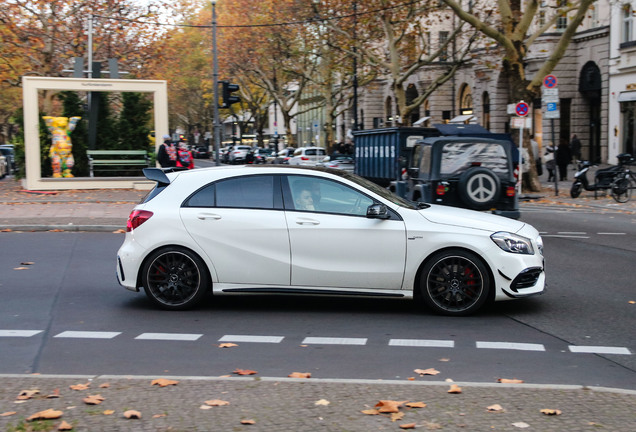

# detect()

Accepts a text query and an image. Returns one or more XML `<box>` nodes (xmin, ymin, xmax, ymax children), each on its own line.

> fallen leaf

<box><xmin>124</xmin><ymin>410</ymin><xmax>142</xmax><ymax>419</ymax></box>
<box><xmin>512</xmin><ymin>421</ymin><xmax>530</xmax><ymax>428</ymax></box>
<box><xmin>361</xmin><ymin>409</ymin><xmax>380</xmax><ymax>415</ymax></box>
<box><xmin>21</xmin><ymin>262</ymin><xmax>35</xmax><ymax>265</ymax></box>
<box><xmin>629</xmin><ymin>300</ymin><xmax>635</xmax><ymax>304</ymax></box>
<box><xmin>1</xmin><ymin>228</ymin><xmax>13</xmax><ymax>232</ymax></box>
<box><xmin>399</xmin><ymin>423</ymin><xmax>417</xmax><ymax>430</ymax></box>
<box><xmin>1</xmin><ymin>412</ymin><xmax>17</xmax><ymax>417</ymax></box>
<box><xmin>49</xmin><ymin>229</ymin><xmax>64</xmax><ymax>232</ymax></box>
<box><xmin>57</xmin><ymin>420</ymin><xmax>73</xmax><ymax>430</ymax></box>
<box><xmin>487</xmin><ymin>404</ymin><xmax>504</xmax><ymax>412</ymax></box>
<box><xmin>241</xmin><ymin>419</ymin><xmax>256</xmax><ymax>425</ymax></box>
<box><xmin>498</xmin><ymin>378</ymin><xmax>524</xmax><ymax>384</ymax></box>
<box><xmin>199</xmin><ymin>405</ymin><xmax>212</xmax><ymax>410</ymax></box>
<box><xmin>83</xmin><ymin>395</ymin><xmax>105</xmax><ymax>405</ymax></box>
<box><xmin>153</xmin><ymin>413</ymin><xmax>167</xmax><ymax>418</ymax></box>
<box><xmin>540</xmin><ymin>408</ymin><xmax>562</xmax><ymax>415</ymax></box>
<box><xmin>47</xmin><ymin>388</ymin><xmax>60</xmax><ymax>398</ymax></box>
<box><xmin>205</xmin><ymin>399</ymin><xmax>230</xmax><ymax>406</ymax></box>
<box><xmin>375</xmin><ymin>400</ymin><xmax>408</xmax><ymax>413</ymax></box>
<box><xmin>218</xmin><ymin>343</ymin><xmax>238</xmax><ymax>348</ymax></box>
<box><xmin>439</xmin><ymin>358</ymin><xmax>450</xmax><ymax>362</ymax></box>
<box><xmin>103</xmin><ymin>410</ymin><xmax>115</xmax><ymax>415</ymax></box>
<box><xmin>405</xmin><ymin>402</ymin><xmax>427</xmax><ymax>408</ymax></box>
<box><xmin>407</xmin><ymin>377</ymin><xmax>415</xmax><ymax>381</ymax></box>
<box><xmin>112</xmin><ymin>229</ymin><xmax>126</xmax><ymax>234</ymax></box>
<box><xmin>233</xmin><ymin>369</ymin><xmax>258</xmax><ymax>375</ymax></box>
<box><xmin>414</xmin><ymin>368</ymin><xmax>440</xmax><ymax>376</ymax></box>
<box><xmin>99</xmin><ymin>383</ymin><xmax>110</xmax><ymax>388</ymax></box>
<box><xmin>151</xmin><ymin>378</ymin><xmax>179</xmax><ymax>387</ymax></box>
<box><xmin>69</xmin><ymin>383</ymin><xmax>90</xmax><ymax>391</ymax></box>
<box><xmin>17</xmin><ymin>389</ymin><xmax>40</xmax><ymax>400</ymax></box>
<box><xmin>391</xmin><ymin>412</ymin><xmax>405</xmax><ymax>422</ymax></box>
<box><xmin>288</xmin><ymin>372</ymin><xmax>311</xmax><ymax>378</ymax></box>
<box><xmin>14</xmin><ymin>267</ymin><xmax>30</xmax><ymax>270</ymax></box>
<box><xmin>448</xmin><ymin>384</ymin><xmax>462</xmax><ymax>394</ymax></box>
<box><xmin>27</xmin><ymin>408</ymin><xmax>63</xmax><ymax>421</ymax></box>
<box><xmin>315</xmin><ymin>399</ymin><xmax>330</xmax><ymax>405</ymax></box>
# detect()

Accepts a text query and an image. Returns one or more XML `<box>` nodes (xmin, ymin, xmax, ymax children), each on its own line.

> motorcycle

<box><xmin>570</xmin><ymin>153</ymin><xmax>634</xmax><ymax>200</ymax></box>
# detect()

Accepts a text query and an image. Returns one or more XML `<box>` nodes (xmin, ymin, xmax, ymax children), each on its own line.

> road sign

<box><xmin>542</xmin><ymin>87</ymin><xmax>558</xmax><ymax>96</ymax></box>
<box><xmin>543</xmin><ymin>95</ymin><xmax>559</xmax><ymax>104</ymax></box>
<box><xmin>543</xmin><ymin>74</ymin><xmax>558</xmax><ymax>88</ymax></box>
<box><xmin>515</xmin><ymin>101</ymin><xmax>529</xmax><ymax>117</ymax></box>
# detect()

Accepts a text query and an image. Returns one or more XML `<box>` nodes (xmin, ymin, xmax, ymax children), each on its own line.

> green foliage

<box><xmin>118</xmin><ymin>92</ymin><xmax>152</xmax><ymax>151</ymax></box>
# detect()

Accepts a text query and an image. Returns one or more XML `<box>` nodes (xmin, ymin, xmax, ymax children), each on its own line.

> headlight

<box><xmin>536</xmin><ymin>235</ymin><xmax>544</xmax><ymax>256</ymax></box>
<box><xmin>491</xmin><ymin>232</ymin><xmax>534</xmax><ymax>255</ymax></box>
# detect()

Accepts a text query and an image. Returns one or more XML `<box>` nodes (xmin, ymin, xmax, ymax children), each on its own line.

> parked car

<box><xmin>220</xmin><ymin>146</ymin><xmax>232</xmax><ymax>164</ymax></box>
<box><xmin>319</xmin><ymin>154</ymin><xmax>355</xmax><ymax>173</ymax></box>
<box><xmin>288</xmin><ymin>146</ymin><xmax>328</xmax><ymax>166</ymax></box>
<box><xmin>271</xmin><ymin>148</ymin><xmax>295</xmax><ymax>164</ymax></box>
<box><xmin>229</xmin><ymin>145</ymin><xmax>253</xmax><ymax>164</ymax></box>
<box><xmin>404</xmin><ymin>136</ymin><xmax>520</xmax><ymax>219</ymax></box>
<box><xmin>117</xmin><ymin>165</ymin><xmax>545</xmax><ymax>316</ymax></box>
<box><xmin>253</xmin><ymin>148</ymin><xmax>274</xmax><ymax>164</ymax></box>
<box><xmin>0</xmin><ymin>145</ymin><xmax>15</xmax><ymax>176</ymax></box>
<box><xmin>192</xmin><ymin>145</ymin><xmax>211</xmax><ymax>159</ymax></box>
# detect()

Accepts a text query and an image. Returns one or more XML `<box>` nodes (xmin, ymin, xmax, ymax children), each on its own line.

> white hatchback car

<box><xmin>288</xmin><ymin>146</ymin><xmax>327</xmax><ymax>166</ymax></box>
<box><xmin>117</xmin><ymin>166</ymin><xmax>545</xmax><ymax>316</ymax></box>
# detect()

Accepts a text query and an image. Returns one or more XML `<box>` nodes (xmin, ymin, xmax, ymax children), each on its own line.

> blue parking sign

<box><xmin>546</xmin><ymin>102</ymin><xmax>557</xmax><ymax>111</ymax></box>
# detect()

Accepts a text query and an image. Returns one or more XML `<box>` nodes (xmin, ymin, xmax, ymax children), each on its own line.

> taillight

<box><xmin>506</xmin><ymin>186</ymin><xmax>516</xmax><ymax>197</ymax></box>
<box><xmin>126</xmin><ymin>210</ymin><xmax>153</xmax><ymax>232</ymax></box>
<box><xmin>301</xmin><ymin>156</ymin><xmax>309</xmax><ymax>160</ymax></box>
<box><xmin>436</xmin><ymin>184</ymin><xmax>448</xmax><ymax>195</ymax></box>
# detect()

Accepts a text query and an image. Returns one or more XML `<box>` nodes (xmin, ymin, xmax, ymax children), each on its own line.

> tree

<box><xmin>442</xmin><ymin>0</ymin><xmax>597</xmax><ymax>191</ymax></box>
<box><xmin>117</xmin><ymin>92</ymin><xmax>152</xmax><ymax>151</ymax></box>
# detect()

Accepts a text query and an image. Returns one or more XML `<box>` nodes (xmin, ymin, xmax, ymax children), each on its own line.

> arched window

<box><xmin>624</xmin><ymin>4</ymin><xmax>634</xmax><ymax>43</ymax></box>
<box><xmin>459</xmin><ymin>84</ymin><xmax>473</xmax><ymax>115</ymax></box>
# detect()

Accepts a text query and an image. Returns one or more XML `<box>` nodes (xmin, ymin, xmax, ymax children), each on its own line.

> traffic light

<box><xmin>221</xmin><ymin>81</ymin><xmax>240</xmax><ymax>108</ymax></box>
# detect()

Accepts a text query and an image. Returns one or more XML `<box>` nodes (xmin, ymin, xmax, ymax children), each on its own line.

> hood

<box><xmin>418</xmin><ymin>204</ymin><xmax>525</xmax><ymax>233</ymax></box>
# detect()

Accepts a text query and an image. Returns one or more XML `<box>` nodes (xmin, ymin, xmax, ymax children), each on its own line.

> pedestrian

<box><xmin>530</xmin><ymin>134</ymin><xmax>542</xmax><ymax>176</ymax></box>
<box><xmin>556</xmin><ymin>138</ymin><xmax>571</xmax><ymax>181</ymax></box>
<box><xmin>157</xmin><ymin>135</ymin><xmax>177</xmax><ymax>168</ymax></box>
<box><xmin>570</xmin><ymin>133</ymin><xmax>582</xmax><ymax>162</ymax></box>
<box><xmin>176</xmin><ymin>141</ymin><xmax>194</xmax><ymax>169</ymax></box>
<box><xmin>544</xmin><ymin>142</ymin><xmax>556</xmax><ymax>182</ymax></box>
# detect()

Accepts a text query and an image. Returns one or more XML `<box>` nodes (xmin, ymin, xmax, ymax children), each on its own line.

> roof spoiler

<box><xmin>143</xmin><ymin>167</ymin><xmax>173</xmax><ymax>186</ymax></box>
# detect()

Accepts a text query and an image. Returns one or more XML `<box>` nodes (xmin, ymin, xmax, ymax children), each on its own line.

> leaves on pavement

<box><xmin>288</xmin><ymin>372</ymin><xmax>311</xmax><ymax>378</ymax></box>
<box><xmin>27</xmin><ymin>408</ymin><xmax>63</xmax><ymax>421</ymax></box>
<box><xmin>512</xmin><ymin>421</ymin><xmax>530</xmax><ymax>428</ymax></box>
<box><xmin>414</xmin><ymin>368</ymin><xmax>440</xmax><ymax>376</ymax></box>
<box><xmin>498</xmin><ymin>378</ymin><xmax>524</xmax><ymax>384</ymax></box>
<box><xmin>233</xmin><ymin>369</ymin><xmax>258</xmax><ymax>375</ymax></box>
<box><xmin>204</xmin><ymin>399</ymin><xmax>230</xmax><ymax>406</ymax></box>
<box><xmin>448</xmin><ymin>384</ymin><xmax>463</xmax><ymax>393</ymax></box>
<box><xmin>399</xmin><ymin>423</ymin><xmax>417</xmax><ymax>430</ymax></box>
<box><xmin>375</xmin><ymin>400</ymin><xmax>408</xmax><ymax>413</ymax></box>
<box><xmin>83</xmin><ymin>394</ymin><xmax>105</xmax><ymax>405</ymax></box>
<box><xmin>487</xmin><ymin>404</ymin><xmax>504</xmax><ymax>412</ymax></box>
<box><xmin>405</xmin><ymin>402</ymin><xmax>427</xmax><ymax>408</ymax></box>
<box><xmin>540</xmin><ymin>408</ymin><xmax>562</xmax><ymax>415</ymax></box>
<box><xmin>218</xmin><ymin>342</ymin><xmax>238</xmax><ymax>348</ymax></box>
<box><xmin>241</xmin><ymin>419</ymin><xmax>256</xmax><ymax>424</ymax></box>
<box><xmin>57</xmin><ymin>420</ymin><xmax>73</xmax><ymax>430</ymax></box>
<box><xmin>124</xmin><ymin>410</ymin><xmax>142</xmax><ymax>419</ymax></box>
<box><xmin>103</xmin><ymin>410</ymin><xmax>115</xmax><ymax>415</ymax></box>
<box><xmin>17</xmin><ymin>389</ymin><xmax>40</xmax><ymax>400</ymax></box>
<box><xmin>69</xmin><ymin>383</ymin><xmax>90</xmax><ymax>391</ymax></box>
<box><xmin>315</xmin><ymin>399</ymin><xmax>330</xmax><ymax>405</ymax></box>
<box><xmin>151</xmin><ymin>378</ymin><xmax>179</xmax><ymax>387</ymax></box>
<box><xmin>1</xmin><ymin>412</ymin><xmax>17</xmax><ymax>417</ymax></box>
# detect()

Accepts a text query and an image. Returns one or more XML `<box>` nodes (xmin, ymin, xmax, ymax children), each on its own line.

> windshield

<box><xmin>440</xmin><ymin>141</ymin><xmax>510</xmax><ymax>178</ymax></box>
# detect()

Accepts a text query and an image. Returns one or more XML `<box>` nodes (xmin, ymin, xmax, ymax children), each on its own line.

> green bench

<box><xmin>87</xmin><ymin>150</ymin><xmax>150</xmax><ymax>177</ymax></box>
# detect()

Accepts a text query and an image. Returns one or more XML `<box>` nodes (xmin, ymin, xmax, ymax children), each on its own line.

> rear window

<box><xmin>440</xmin><ymin>142</ymin><xmax>509</xmax><ymax>178</ymax></box>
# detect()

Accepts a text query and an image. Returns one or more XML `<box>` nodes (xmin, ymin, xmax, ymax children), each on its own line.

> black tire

<box><xmin>457</xmin><ymin>167</ymin><xmax>501</xmax><ymax>210</ymax></box>
<box><xmin>141</xmin><ymin>247</ymin><xmax>210</xmax><ymax>310</ymax></box>
<box><xmin>611</xmin><ymin>177</ymin><xmax>632</xmax><ymax>203</ymax></box>
<box><xmin>570</xmin><ymin>181</ymin><xmax>583</xmax><ymax>198</ymax></box>
<box><xmin>419</xmin><ymin>249</ymin><xmax>491</xmax><ymax>316</ymax></box>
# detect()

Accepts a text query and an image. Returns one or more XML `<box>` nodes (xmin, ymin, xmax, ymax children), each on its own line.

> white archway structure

<box><xmin>22</xmin><ymin>76</ymin><xmax>168</xmax><ymax>190</ymax></box>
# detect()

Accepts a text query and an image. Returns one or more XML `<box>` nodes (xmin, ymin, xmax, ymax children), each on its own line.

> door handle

<box><xmin>197</xmin><ymin>213</ymin><xmax>222</xmax><ymax>220</ymax></box>
<box><xmin>296</xmin><ymin>218</ymin><xmax>320</xmax><ymax>225</ymax></box>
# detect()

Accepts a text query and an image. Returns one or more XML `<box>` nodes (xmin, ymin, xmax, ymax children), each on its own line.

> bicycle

<box><xmin>610</xmin><ymin>154</ymin><xmax>635</xmax><ymax>203</ymax></box>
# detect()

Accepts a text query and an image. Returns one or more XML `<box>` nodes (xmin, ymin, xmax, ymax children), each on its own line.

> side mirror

<box><xmin>367</xmin><ymin>204</ymin><xmax>390</xmax><ymax>219</ymax></box>
<box><xmin>322</xmin><ymin>156</ymin><xmax>330</xmax><ymax>162</ymax></box>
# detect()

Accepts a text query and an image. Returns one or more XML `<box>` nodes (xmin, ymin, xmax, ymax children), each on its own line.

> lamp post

<box><xmin>212</xmin><ymin>0</ymin><xmax>221</xmax><ymax>165</ymax></box>
<box><xmin>352</xmin><ymin>0</ymin><xmax>359</xmax><ymax>131</ymax></box>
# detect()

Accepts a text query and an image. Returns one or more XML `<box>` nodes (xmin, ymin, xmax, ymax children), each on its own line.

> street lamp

<box><xmin>212</xmin><ymin>0</ymin><xmax>221</xmax><ymax>165</ymax></box>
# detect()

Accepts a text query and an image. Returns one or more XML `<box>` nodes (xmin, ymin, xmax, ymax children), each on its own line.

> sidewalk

<box><xmin>1</xmin><ymin>374</ymin><xmax>634</xmax><ymax>431</ymax></box>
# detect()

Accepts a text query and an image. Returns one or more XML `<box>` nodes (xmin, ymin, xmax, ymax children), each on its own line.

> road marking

<box><xmin>541</xmin><ymin>235</ymin><xmax>590</xmax><ymax>239</ymax></box>
<box><xmin>0</xmin><ymin>330</ymin><xmax>43</xmax><ymax>337</ymax></box>
<box><xmin>54</xmin><ymin>331</ymin><xmax>121</xmax><ymax>339</ymax></box>
<box><xmin>389</xmin><ymin>339</ymin><xmax>454</xmax><ymax>348</ymax></box>
<box><xmin>597</xmin><ymin>232</ymin><xmax>627</xmax><ymax>235</ymax></box>
<box><xmin>219</xmin><ymin>335</ymin><xmax>284</xmax><ymax>343</ymax></box>
<box><xmin>476</xmin><ymin>341</ymin><xmax>546</xmax><ymax>351</ymax></box>
<box><xmin>557</xmin><ymin>231</ymin><xmax>587</xmax><ymax>235</ymax></box>
<box><xmin>302</xmin><ymin>337</ymin><xmax>367</xmax><ymax>345</ymax></box>
<box><xmin>135</xmin><ymin>333</ymin><xmax>202</xmax><ymax>341</ymax></box>
<box><xmin>568</xmin><ymin>346</ymin><xmax>632</xmax><ymax>355</ymax></box>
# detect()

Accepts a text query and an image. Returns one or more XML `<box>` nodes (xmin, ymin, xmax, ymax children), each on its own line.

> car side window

<box><xmin>184</xmin><ymin>175</ymin><xmax>275</xmax><ymax>209</ymax></box>
<box><xmin>287</xmin><ymin>175</ymin><xmax>374</xmax><ymax>216</ymax></box>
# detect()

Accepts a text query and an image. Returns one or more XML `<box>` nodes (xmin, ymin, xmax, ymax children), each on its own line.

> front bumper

<box><xmin>498</xmin><ymin>266</ymin><xmax>545</xmax><ymax>298</ymax></box>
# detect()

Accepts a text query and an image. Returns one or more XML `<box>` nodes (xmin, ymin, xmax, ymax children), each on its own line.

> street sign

<box><xmin>543</xmin><ymin>74</ymin><xmax>558</xmax><ymax>88</ymax></box>
<box><xmin>543</xmin><ymin>95</ymin><xmax>559</xmax><ymax>104</ymax></box>
<box><xmin>542</xmin><ymin>87</ymin><xmax>558</xmax><ymax>96</ymax></box>
<box><xmin>515</xmin><ymin>101</ymin><xmax>529</xmax><ymax>117</ymax></box>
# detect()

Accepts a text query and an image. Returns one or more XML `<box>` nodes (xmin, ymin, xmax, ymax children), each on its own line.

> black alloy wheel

<box><xmin>142</xmin><ymin>248</ymin><xmax>209</xmax><ymax>310</ymax></box>
<box><xmin>420</xmin><ymin>250</ymin><xmax>491</xmax><ymax>316</ymax></box>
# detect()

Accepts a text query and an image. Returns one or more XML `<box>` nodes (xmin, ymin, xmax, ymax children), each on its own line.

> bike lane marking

<box><xmin>569</xmin><ymin>346</ymin><xmax>632</xmax><ymax>355</ymax></box>
<box><xmin>219</xmin><ymin>335</ymin><xmax>284</xmax><ymax>343</ymax></box>
<box><xmin>135</xmin><ymin>333</ymin><xmax>202</xmax><ymax>341</ymax></box>
<box><xmin>54</xmin><ymin>331</ymin><xmax>120</xmax><ymax>339</ymax></box>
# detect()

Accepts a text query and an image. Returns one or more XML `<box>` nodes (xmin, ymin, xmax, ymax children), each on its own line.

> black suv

<box><xmin>406</xmin><ymin>136</ymin><xmax>520</xmax><ymax>219</ymax></box>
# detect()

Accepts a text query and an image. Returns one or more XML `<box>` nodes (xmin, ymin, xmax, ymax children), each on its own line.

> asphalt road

<box><xmin>0</xmin><ymin>208</ymin><xmax>634</xmax><ymax>389</ymax></box>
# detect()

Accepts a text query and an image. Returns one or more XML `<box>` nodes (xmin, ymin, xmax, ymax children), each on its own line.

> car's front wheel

<box><xmin>419</xmin><ymin>249</ymin><xmax>491</xmax><ymax>316</ymax></box>
<box><xmin>141</xmin><ymin>247</ymin><xmax>210</xmax><ymax>310</ymax></box>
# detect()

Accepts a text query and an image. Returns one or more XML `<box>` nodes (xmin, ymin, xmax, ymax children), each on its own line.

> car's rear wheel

<box><xmin>141</xmin><ymin>248</ymin><xmax>210</xmax><ymax>310</ymax></box>
<box><xmin>419</xmin><ymin>250</ymin><xmax>491</xmax><ymax>316</ymax></box>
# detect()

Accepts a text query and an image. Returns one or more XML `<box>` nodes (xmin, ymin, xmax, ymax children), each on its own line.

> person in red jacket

<box><xmin>176</xmin><ymin>141</ymin><xmax>194</xmax><ymax>169</ymax></box>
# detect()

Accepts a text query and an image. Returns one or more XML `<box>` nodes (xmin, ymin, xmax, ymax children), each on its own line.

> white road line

<box><xmin>218</xmin><ymin>335</ymin><xmax>284</xmax><ymax>343</ymax></box>
<box><xmin>302</xmin><ymin>337</ymin><xmax>367</xmax><ymax>345</ymax></box>
<box><xmin>541</xmin><ymin>235</ymin><xmax>590</xmax><ymax>239</ymax></box>
<box><xmin>597</xmin><ymin>232</ymin><xmax>627</xmax><ymax>235</ymax></box>
<box><xmin>135</xmin><ymin>333</ymin><xmax>202</xmax><ymax>341</ymax></box>
<box><xmin>569</xmin><ymin>346</ymin><xmax>632</xmax><ymax>355</ymax></box>
<box><xmin>389</xmin><ymin>339</ymin><xmax>454</xmax><ymax>348</ymax></box>
<box><xmin>557</xmin><ymin>232</ymin><xmax>587</xmax><ymax>235</ymax></box>
<box><xmin>54</xmin><ymin>331</ymin><xmax>121</xmax><ymax>339</ymax></box>
<box><xmin>0</xmin><ymin>330</ymin><xmax>43</xmax><ymax>337</ymax></box>
<box><xmin>476</xmin><ymin>341</ymin><xmax>546</xmax><ymax>351</ymax></box>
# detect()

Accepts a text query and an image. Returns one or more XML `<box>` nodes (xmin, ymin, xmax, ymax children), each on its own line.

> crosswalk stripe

<box><xmin>476</xmin><ymin>341</ymin><xmax>546</xmax><ymax>351</ymax></box>
<box><xmin>389</xmin><ymin>339</ymin><xmax>454</xmax><ymax>348</ymax></box>
<box><xmin>0</xmin><ymin>330</ymin><xmax>43</xmax><ymax>337</ymax></box>
<box><xmin>219</xmin><ymin>335</ymin><xmax>284</xmax><ymax>343</ymax></box>
<box><xmin>54</xmin><ymin>331</ymin><xmax>121</xmax><ymax>339</ymax></box>
<box><xmin>302</xmin><ymin>337</ymin><xmax>367</xmax><ymax>345</ymax></box>
<box><xmin>135</xmin><ymin>333</ymin><xmax>202</xmax><ymax>341</ymax></box>
<box><xmin>568</xmin><ymin>346</ymin><xmax>632</xmax><ymax>355</ymax></box>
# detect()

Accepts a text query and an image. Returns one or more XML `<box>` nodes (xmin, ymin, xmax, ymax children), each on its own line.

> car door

<box><xmin>179</xmin><ymin>174</ymin><xmax>291</xmax><ymax>285</ymax></box>
<box><xmin>284</xmin><ymin>174</ymin><xmax>407</xmax><ymax>290</ymax></box>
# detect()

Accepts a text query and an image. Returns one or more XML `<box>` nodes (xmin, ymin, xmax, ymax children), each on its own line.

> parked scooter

<box><xmin>570</xmin><ymin>154</ymin><xmax>633</xmax><ymax>199</ymax></box>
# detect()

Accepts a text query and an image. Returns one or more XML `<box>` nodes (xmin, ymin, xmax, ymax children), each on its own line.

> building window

<box><xmin>624</xmin><ymin>4</ymin><xmax>634</xmax><ymax>43</ymax></box>
<box><xmin>556</xmin><ymin>0</ymin><xmax>567</xmax><ymax>31</ymax></box>
<box><xmin>482</xmin><ymin>92</ymin><xmax>490</xmax><ymax>131</ymax></box>
<box><xmin>439</xmin><ymin>31</ymin><xmax>449</xmax><ymax>61</ymax></box>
